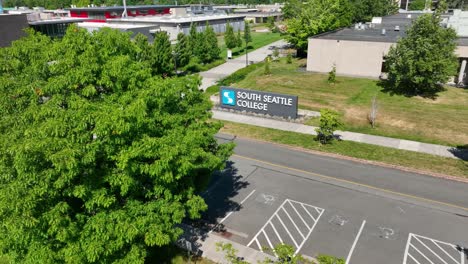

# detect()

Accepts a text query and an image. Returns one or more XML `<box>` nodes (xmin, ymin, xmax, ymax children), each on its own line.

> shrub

<box><xmin>286</xmin><ymin>52</ymin><xmax>293</xmax><ymax>64</ymax></box>
<box><xmin>315</xmin><ymin>109</ymin><xmax>343</xmax><ymax>144</ymax></box>
<box><xmin>218</xmin><ymin>63</ymin><xmax>261</xmax><ymax>86</ymax></box>
<box><xmin>328</xmin><ymin>65</ymin><xmax>336</xmax><ymax>84</ymax></box>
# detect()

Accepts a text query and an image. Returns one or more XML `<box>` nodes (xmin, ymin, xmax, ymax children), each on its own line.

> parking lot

<box><xmin>202</xmin><ymin>155</ymin><xmax>468</xmax><ymax>263</ymax></box>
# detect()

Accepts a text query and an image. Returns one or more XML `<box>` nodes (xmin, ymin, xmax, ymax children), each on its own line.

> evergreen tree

<box><xmin>189</xmin><ymin>22</ymin><xmax>200</xmax><ymax>56</ymax></box>
<box><xmin>385</xmin><ymin>2</ymin><xmax>457</xmax><ymax>97</ymax></box>
<box><xmin>236</xmin><ymin>29</ymin><xmax>243</xmax><ymax>49</ymax></box>
<box><xmin>133</xmin><ymin>33</ymin><xmax>153</xmax><ymax>64</ymax></box>
<box><xmin>244</xmin><ymin>22</ymin><xmax>252</xmax><ymax>45</ymax></box>
<box><xmin>204</xmin><ymin>22</ymin><xmax>221</xmax><ymax>63</ymax></box>
<box><xmin>152</xmin><ymin>31</ymin><xmax>174</xmax><ymax>75</ymax></box>
<box><xmin>224</xmin><ymin>22</ymin><xmax>237</xmax><ymax>51</ymax></box>
<box><xmin>174</xmin><ymin>32</ymin><xmax>191</xmax><ymax>68</ymax></box>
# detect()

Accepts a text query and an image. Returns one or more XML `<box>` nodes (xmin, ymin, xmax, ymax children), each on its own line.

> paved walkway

<box><xmin>199</xmin><ymin>39</ymin><xmax>288</xmax><ymax>91</ymax></box>
<box><xmin>178</xmin><ymin>224</ymin><xmax>274</xmax><ymax>263</ymax></box>
<box><xmin>212</xmin><ymin>110</ymin><xmax>468</xmax><ymax>160</ymax></box>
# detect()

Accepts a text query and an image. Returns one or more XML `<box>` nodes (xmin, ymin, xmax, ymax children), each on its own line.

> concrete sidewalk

<box><xmin>199</xmin><ymin>39</ymin><xmax>288</xmax><ymax>91</ymax></box>
<box><xmin>212</xmin><ymin>110</ymin><xmax>467</xmax><ymax>160</ymax></box>
<box><xmin>178</xmin><ymin>224</ymin><xmax>273</xmax><ymax>263</ymax></box>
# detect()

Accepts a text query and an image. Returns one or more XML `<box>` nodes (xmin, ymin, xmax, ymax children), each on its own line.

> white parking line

<box><xmin>282</xmin><ymin>207</ymin><xmax>305</xmax><ymax>239</ymax></box>
<box><xmin>288</xmin><ymin>200</ymin><xmax>311</xmax><ymax>229</ymax></box>
<box><xmin>270</xmin><ymin>222</ymin><xmax>283</xmax><ymax>243</ymax></box>
<box><xmin>301</xmin><ymin>203</ymin><xmax>317</xmax><ymax>222</ymax></box>
<box><xmin>276</xmin><ymin>214</ymin><xmax>299</xmax><ymax>248</ymax></box>
<box><xmin>209</xmin><ymin>189</ymin><xmax>256</xmax><ymax>234</ymax></box>
<box><xmin>247</xmin><ymin>199</ymin><xmax>324</xmax><ymax>255</ymax></box>
<box><xmin>345</xmin><ymin>220</ymin><xmax>366</xmax><ymax>264</ymax></box>
<box><xmin>403</xmin><ymin>233</ymin><xmax>464</xmax><ymax>264</ymax></box>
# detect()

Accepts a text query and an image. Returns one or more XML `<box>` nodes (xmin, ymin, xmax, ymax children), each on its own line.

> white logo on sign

<box><xmin>223</xmin><ymin>91</ymin><xmax>234</xmax><ymax>104</ymax></box>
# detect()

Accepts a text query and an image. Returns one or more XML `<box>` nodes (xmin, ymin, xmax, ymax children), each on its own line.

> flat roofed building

<box><xmin>82</xmin><ymin>13</ymin><xmax>246</xmax><ymax>41</ymax></box>
<box><xmin>67</xmin><ymin>5</ymin><xmax>179</xmax><ymax>22</ymax></box>
<box><xmin>307</xmin><ymin>12</ymin><xmax>468</xmax><ymax>85</ymax></box>
<box><xmin>77</xmin><ymin>22</ymin><xmax>159</xmax><ymax>41</ymax></box>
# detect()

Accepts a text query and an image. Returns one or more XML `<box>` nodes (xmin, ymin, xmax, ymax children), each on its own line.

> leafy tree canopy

<box><xmin>282</xmin><ymin>0</ymin><xmax>303</xmax><ymax>19</ymax></box>
<box><xmin>0</xmin><ymin>26</ymin><xmax>233</xmax><ymax>263</ymax></box>
<box><xmin>385</xmin><ymin>7</ymin><xmax>458</xmax><ymax>97</ymax></box>
<box><xmin>409</xmin><ymin>0</ymin><xmax>429</xmax><ymax>10</ymax></box>
<box><xmin>285</xmin><ymin>0</ymin><xmax>354</xmax><ymax>53</ymax></box>
<box><xmin>351</xmin><ymin>0</ymin><xmax>398</xmax><ymax>22</ymax></box>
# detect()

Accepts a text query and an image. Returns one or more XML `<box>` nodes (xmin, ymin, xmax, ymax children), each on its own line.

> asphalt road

<box><xmin>201</xmin><ymin>134</ymin><xmax>468</xmax><ymax>263</ymax></box>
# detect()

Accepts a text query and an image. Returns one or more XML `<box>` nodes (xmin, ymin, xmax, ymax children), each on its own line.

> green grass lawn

<box><xmin>232</xmin><ymin>58</ymin><xmax>468</xmax><ymax>146</ymax></box>
<box><xmin>220</xmin><ymin>121</ymin><xmax>468</xmax><ymax>179</ymax></box>
<box><xmin>217</xmin><ymin>32</ymin><xmax>282</xmax><ymax>60</ymax></box>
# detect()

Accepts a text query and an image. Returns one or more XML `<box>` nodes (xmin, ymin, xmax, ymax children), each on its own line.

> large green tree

<box><xmin>351</xmin><ymin>0</ymin><xmax>398</xmax><ymax>22</ymax></box>
<box><xmin>0</xmin><ymin>26</ymin><xmax>233</xmax><ymax>263</ymax></box>
<box><xmin>409</xmin><ymin>0</ymin><xmax>429</xmax><ymax>10</ymax></box>
<box><xmin>385</xmin><ymin>6</ymin><xmax>458</xmax><ymax>97</ymax></box>
<box><xmin>285</xmin><ymin>0</ymin><xmax>354</xmax><ymax>54</ymax></box>
<box><xmin>282</xmin><ymin>0</ymin><xmax>303</xmax><ymax>19</ymax></box>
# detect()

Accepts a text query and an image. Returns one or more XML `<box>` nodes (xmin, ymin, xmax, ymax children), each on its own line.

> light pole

<box><xmin>245</xmin><ymin>40</ymin><xmax>248</xmax><ymax>67</ymax></box>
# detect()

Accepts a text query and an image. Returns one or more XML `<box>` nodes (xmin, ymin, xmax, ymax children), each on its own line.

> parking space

<box><xmin>246</xmin><ymin>199</ymin><xmax>324</xmax><ymax>255</ymax></box>
<box><xmin>403</xmin><ymin>233</ymin><xmax>465</xmax><ymax>264</ymax></box>
<box><xmin>201</xmin><ymin>156</ymin><xmax>468</xmax><ymax>263</ymax></box>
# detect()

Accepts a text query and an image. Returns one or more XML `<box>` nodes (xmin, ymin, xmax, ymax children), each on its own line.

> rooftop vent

<box><xmin>354</xmin><ymin>22</ymin><xmax>366</xmax><ymax>30</ymax></box>
<box><xmin>381</xmin><ymin>28</ymin><xmax>386</xmax><ymax>35</ymax></box>
<box><xmin>394</xmin><ymin>25</ymin><xmax>400</xmax><ymax>31</ymax></box>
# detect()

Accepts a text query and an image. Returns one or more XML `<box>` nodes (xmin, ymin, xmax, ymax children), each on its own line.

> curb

<box><xmin>219</xmin><ymin>132</ymin><xmax>468</xmax><ymax>184</ymax></box>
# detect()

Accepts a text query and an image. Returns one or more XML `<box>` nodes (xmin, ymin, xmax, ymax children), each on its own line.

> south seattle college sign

<box><xmin>219</xmin><ymin>86</ymin><xmax>298</xmax><ymax>119</ymax></box>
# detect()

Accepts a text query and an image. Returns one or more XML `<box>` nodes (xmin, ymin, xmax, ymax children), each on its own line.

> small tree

<box><xmin>315</xmin><ymin>109</ymin><xmax>343</xmax><ymax>144</ymax></box>
<box><xmin>203</xmin><ymin>22</ymin><xmax>221</xmax><ymax>63</ymax></box>
<box><xmin>216</xmin><ymin>242</ymin><xmax>249</xmax><ymax>264</ymax></box>
<box><xmin>134</xmin><ymin>33</ymin><xmax>153</xmax><ymax>63</ymax></box>
<box><xmin>328</xmin><ymin>64</ymin><xmax>336</xmax><ymax>84</ymax></box>
<box><xmin>368</xmin><ymin>95</ymin><xmax>378</xmax><ymax>128</ymax></box>
<box><xmin>286</xmin><ymin>51</ymin><xmax>293</xmax><ymax>64</ymax></box>
<box><xmin>244</xmin><ymin>22</ymin><xmax>252</xmax><ymax>46</ymax></box>
<box><xmin>272</xmin><ymin>47</ymin><xmax>280</xmax><ymax>61</ymax></box>
<box><xmin>224</xmin><ymin>22</ymin><xmax>237</xmax><ymax>52</ymax></box>
<box><xmin>174</xmin><ymin>32</ymin><xmax>191</xmax><ymax>68</ymax></box>
<box><xmin>264</xmin><ymin>56</ymin><xmax>272</xmax><ymax>75</ymax></box>
<box><xmin>385</xmin><ymin>2</ymin><xmax>457</xmax><ymax>97</ymax></box>
<box><xmin>236</xmin><ymin>29</ymin><xmax>243</xmax><ymax>49</ymax></box>
<box><xmin>189</xmin><ymin>22</ymin><xmax>199</xmax><ymax>54</ymax></box>
<box><xmin>152</xmin><ymin>30</ymin><xmax>174</xmax><ymax>75</ymax></box>
<box><xmin>244</xmin><ymin>22</ymin><xmax>253</xmax><ymax>66</ymax></box>
<box><xmin>267</xmin><ymin>16</ymin><xmax>276</xmax><ymax>32</ymax></box>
